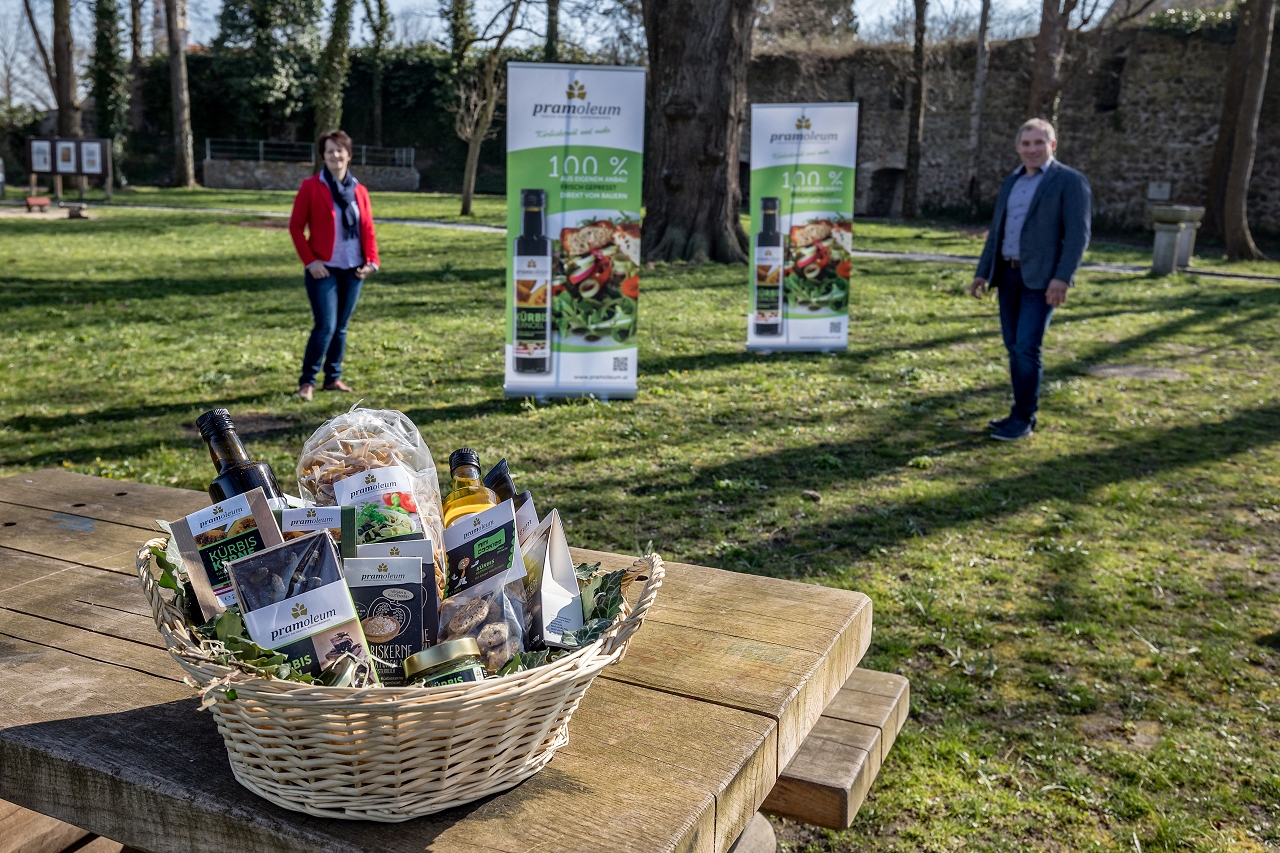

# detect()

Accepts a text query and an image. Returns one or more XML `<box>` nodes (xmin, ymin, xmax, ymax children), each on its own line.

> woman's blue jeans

<box><xmin>997</xmin><ymin>264</ymin><xmax>1055</xmax><ymax>423</ymax></box>
<box><xmin>299</xmin><ymin>266</ymin><xmax>363</xmax><ymax>387</ymax></box>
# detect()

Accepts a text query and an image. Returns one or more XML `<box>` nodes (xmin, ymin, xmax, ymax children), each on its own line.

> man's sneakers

<box><xmin>990</xmin><ymin>417</ymin><xmax>1034</xmax><ymax>441</ymax></box>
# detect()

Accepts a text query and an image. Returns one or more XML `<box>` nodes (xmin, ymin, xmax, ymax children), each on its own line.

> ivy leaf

<box><xmin>585</xmin><ymin>569</ymin><xmax>626</xmax><ymax>622</ymax></box>
<box><xmin>150</xmin><ymin>544</ymin><xmax>181</xmax><ymax>593</ymax></box>
<box><xmin>574</xmin><ymin>561</ymin><xmax>601</xmax><ymax>583</ymax></box>
<box><xmin>558</xmin><ymin>618</ymin><xmax>613</xmax><ymax>649</ymax></box>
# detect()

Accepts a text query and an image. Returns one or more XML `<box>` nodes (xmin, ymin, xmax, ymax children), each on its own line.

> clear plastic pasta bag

<box><xmin>296</xmin><ymin>405</ymin><xmax>446</xmax><ymax>596</ymax></box>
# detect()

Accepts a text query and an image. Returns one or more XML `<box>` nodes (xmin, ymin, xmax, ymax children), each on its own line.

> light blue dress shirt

<box><xmin>1001</xmin><ymin>158</ymin><xmax>1051</xmax><ymax>261</ymax></box>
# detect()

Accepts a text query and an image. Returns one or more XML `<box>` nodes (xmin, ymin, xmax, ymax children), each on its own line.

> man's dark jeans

<box><xmin>300</xmin><ymin>266</ymin><xmax>363</xmax><ymax>387</ymax></box>
<box><xmin>997</xmin><ymin>264</ymin><xmax>1055</xmax><ymax>422</ymax></box>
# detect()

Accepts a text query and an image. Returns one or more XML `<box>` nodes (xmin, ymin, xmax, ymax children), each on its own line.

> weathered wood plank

<box><xmin>760</xmin><ymin>717</ymin><xmax>880</xmax><ymax>829</ymax></box>
<box><xmin>0</xmin><ymin>471</ymin><xmax>207</xmax><ymax>533</ymax></box>
<box><xmin>0</xmin><ymin>636</ymin><xmax>774</xmax><ymax>853</ymax></box>
<box><xmin>574</xmin><ymin>549</ymin><xmax>872</xmax><ymax>770</ymax></box>
<box><xmin>0</xmin><ymin>800</ymin><xmax>89</xmax><ymax>853</ymax></box>
<box><xmin>823</xmin><ymin>670</ymin><xmax>910</xmax><ymax>762</ymax></box>
<box><xmin>0</xmin><ymin>560</ymin><xmax>166</xmax><ymax>651</ymax></box>
<box><xmin>0</xmin><ymin>551</ymin><xmax>80</xmax><ymax>596</ymax></box>
<box><xmin>761</xmin><ymin>670</ymin><xmax>910</xmax><ymax>830</ymax></box>
<box><xmin>0</xmin><ymin>610</ymin><xmax>180</xmax><ymax>683</ymax></box>
<box><xmin>0</xmin><ymin>505</ymin><xmax>150</xmax><ymax>574</ymax></box>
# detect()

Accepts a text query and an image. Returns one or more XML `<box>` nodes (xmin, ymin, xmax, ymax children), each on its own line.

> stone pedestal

<box><xmin>1151</xmin><ymin>204</ymin><xmax>1206</xmax><ymax>272</ymax></box>
<box><xmin>1152</xmin><ymin>222</ymin><xmax>1185</xmax><ymax>275</ymax></box>
<box><xmin>727</xmin><ymin>813</ymin><xmax>777</xmax><ymax>853</ymax></box>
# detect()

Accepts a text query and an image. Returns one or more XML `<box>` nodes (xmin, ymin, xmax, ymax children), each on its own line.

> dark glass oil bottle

<box><xmin>754</xmin><ymin>196</ymin><xmax>784</xmax><ymax>337</ymax></box>
<box><xmin>196</xmin><ymin>408</ymin><xmax>286</xmax><ymax>508</ymax></box>
<box><xmin>482</xmin><ymin>458</ymin><xmax>533</xmax><ymax>514</ymax></box>
<box><xmin>513</xmin><ymin>188</ymin><xmax>553</xmax><ymax>374</ymax></box>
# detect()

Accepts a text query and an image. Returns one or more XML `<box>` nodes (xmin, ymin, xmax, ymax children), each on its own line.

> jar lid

<box><xmin>404</xmin><ymin>638</ymin><xmax>482</xmax><ymax>680</ymax></box>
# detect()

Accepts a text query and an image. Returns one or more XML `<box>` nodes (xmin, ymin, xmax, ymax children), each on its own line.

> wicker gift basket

<box><xmin>136</xmin><ymin>537</ymin><xmax>664</xmax><ymax>822</ymax></box>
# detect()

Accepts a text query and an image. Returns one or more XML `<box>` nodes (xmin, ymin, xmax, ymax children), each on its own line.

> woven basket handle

<box><xmin>603</xmin><ymin>553</ymin><xmax>664</xmax><ymax>656</ymax></box>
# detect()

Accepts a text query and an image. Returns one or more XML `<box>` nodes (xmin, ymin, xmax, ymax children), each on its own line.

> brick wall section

<box><xmin>748</xmin><ymin>27</ymin><xmax>1280</xmax><ymax>233</ymax></box>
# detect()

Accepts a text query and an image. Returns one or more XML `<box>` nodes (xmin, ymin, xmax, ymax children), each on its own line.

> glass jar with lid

<box><xmin>404</xmin><ymin>638</ymin><xmax>487</xmax><ymax>687</ymax></box>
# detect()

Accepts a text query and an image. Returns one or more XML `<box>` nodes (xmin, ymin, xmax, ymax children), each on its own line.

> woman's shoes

<box><xmin>323</xmin><ymin>380</ymin><xmax>353</xmax><ymax>392</ymax></box>
<box><xmin>297</xmin><ymin>383</ymin><xmax>315</xmax><ymax>401</ymax></box>
<box><xmin>297</xmin><ymin>381</ymin><xmax>350</xmax><ymax>400</ymax></box>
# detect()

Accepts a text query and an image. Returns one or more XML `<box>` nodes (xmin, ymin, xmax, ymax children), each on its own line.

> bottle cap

<box><xmin>450</xmin><ymin>447</ymin><xmax>481</xmax><ymax>472</ymax></box>
<box><xmin>195</xmin><ymin>408</ymin><xmax>236</xmax><ymax>440</ymax></box>
<box><xmin>404</xmin><ymin>638</ymin><xmax>483</xmax><ymax>681</ymax></box>
<box><xmin>762</xmin><ymin>197</ymin><xmax>779</xmax><ymax>212</ymax></box>
<box><xmin>482</xmin><ymin>458</ymin><xmax>516</xmax><ymax>501</ymax></box>
<box><xmin>521</xmin><ymin>188</ymin><xmax>545</xmax><ymax>210</ymax></box>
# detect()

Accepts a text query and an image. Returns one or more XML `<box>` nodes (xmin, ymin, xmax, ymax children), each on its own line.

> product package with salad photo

<box><xmin>747</xmin><ymin>101</ymin><xmax>859</xmax><ymax>352</ymax></box>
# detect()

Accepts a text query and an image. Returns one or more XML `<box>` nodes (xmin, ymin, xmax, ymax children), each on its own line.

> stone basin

<box><xmin>1151</xmin><ymin>204</ymin><xmax>1206</xmax><ymax>224</ymax></box>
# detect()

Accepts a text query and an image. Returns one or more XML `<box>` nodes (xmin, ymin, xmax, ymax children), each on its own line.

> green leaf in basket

<box><xmin>558</xmin><ymin>617</ymin><xmax>614</xmax><ymax>649</ymax></box>
<box><xmin>498</xmin><ymin>649</ymin><xmax>551</xmax><ymax>676</ymax></box>
<box><xmin>574</xmin><ymin>561</ymin><xmax>601</xmax><ymax>584</ymax></box>
<box><xmin>224</xmin><ymin>688</ymin><xmax>238</xmax><ymax>701</ymax></box>
<box><xmin>150</xmin><ymin>544</ymin><xmax>181</xmax><ymax>593</ymax></box>
<box><xmin>585</xmin><ymin>568</ymin><xmax>627</xmax><ymax>623</ymax></box>
<box><xmin>214</xmin><ymin>609</ymin><xmax>245</xmax><ymax>643</ymax></box>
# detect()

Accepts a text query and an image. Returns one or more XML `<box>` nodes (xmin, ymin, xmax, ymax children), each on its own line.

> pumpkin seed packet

<box><xmin>273</xmin><ymin>506</ymin><xmax>357</xmax><ymax>557</ymax></box>
<box><xmin>169</xmin><ymin>488</ymin><xmax>284</xmax><ymax>621</ymax></box>
<box><xmin>226</xmin><ymin>531</ymin><xmax>375</xmax><ymax>681</ymax></box>
<box><xmin>343</xmin><ymin>556</ymin><xmax>426</xmax><ymax>686</ymax></box>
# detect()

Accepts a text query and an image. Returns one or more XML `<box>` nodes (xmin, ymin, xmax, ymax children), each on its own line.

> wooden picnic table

<box><xmin>0</xmin><ymin>470</ymin><xmax>873</xmax><ymax>853</ymax></box>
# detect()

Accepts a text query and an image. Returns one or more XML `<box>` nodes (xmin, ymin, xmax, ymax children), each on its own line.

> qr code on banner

<box><xmin>613</xmin><ymin>356</ymin><xmax>628</xmax><ymax>372</ymax></box>
<box><xmin>830</xmin><ymin>322</ymin><xmax>842</xmax><ymax>333</ymax></box>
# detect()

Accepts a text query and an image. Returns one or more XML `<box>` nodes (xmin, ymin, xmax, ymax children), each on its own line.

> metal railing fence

<box><xmin>204</xmin><ymin>138</ymin><xmax>415</xmax><ymax>168</ymax></box>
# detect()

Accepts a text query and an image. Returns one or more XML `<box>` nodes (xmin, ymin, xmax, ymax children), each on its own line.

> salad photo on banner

<box><xmin>504</xmin><ymin>63</ymin><xmax>646</xmax><ymax>399</ymax></box>
<box><xmin>747</xmin><ymin>102</ymin><xmax>859</xmax><ymax>352</ymax></box>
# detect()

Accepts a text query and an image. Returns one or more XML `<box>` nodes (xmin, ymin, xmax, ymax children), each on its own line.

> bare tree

<box><xmin>128</xmin><ymin>0</ymin><xmax>145</xmax><ymax>131</ymax></box>
<box><xmin>641</xmin><ymin>0</ymin><xmax>755</xmax><ymax>264</ymax></box>
<box><xmin>1205</xmin><ymin>0</ymin><xmax>1254</xmax><ymax>238</ymax></box>
<box><xmin>451</xmin><ymin>0</ymin><xmax>525</xmax><ymax>216</ymax></box>
<box><xmin>965</xmin><ymin>0</ymin><xmax>991</xmax><ymax>218</ymax></box>
<box><xmin>315</xmin><ymin>0</ymin><xmax>357</xmax><ymax>139</ymax></box>
<box><xmin>545</xmin><ymin>0</ymin><xmax>559</xmax><ymax>61</ymax></box>
<box><xmin>361</xmin><ymin>0</ymin><xmax>392</xmax><ymax>145</ymax></box>
<box><xmin>902</xmin><ymin>0</ymin><xmax>926</xmax><ymax>218</ymax></box>
<box><xmin>22</xmin><ymin>0</ymin><xmax>57</xmax><ymax>99</ymax></box>
<box><xmin>53</xmin><ymin>0</ymin><xmax>82</xmax><ymax>136</ymax></box>
<box><xmin>1027</xmin><ymin>0</ymin><xmax>1157</xmax><ymax>121</ymax></box>
<box><xmin>166</xmin><ymin>0</ymin><xmax>195</xmax><ymax>186</ymax></box>
<box><xmin>1223</xmin><ymin>0</ymin><xmax>1276</xmax><ymax>260</ymax></box>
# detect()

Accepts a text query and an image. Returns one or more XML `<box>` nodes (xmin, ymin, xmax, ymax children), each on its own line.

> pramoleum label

<box><xmin>747</xmin><ymin>103</ymin><xmax>859</xmax><ymax>352</ymax></box>
<box><xmin>333</xmin><ymin>464</ymin><xmax>425</xmax><ymax>545</ymax></box>
<box><xmin>504</xmin><ymin>62</ymin><xmax>646</xmax><ymax>400</ymax></box>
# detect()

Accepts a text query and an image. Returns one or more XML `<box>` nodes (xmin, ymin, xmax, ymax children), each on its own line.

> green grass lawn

<box><xmin>2</xmin><ymin>206</ymin><xmax>1279</xmax><ymax>851</ymax></box>
<box><xmin>3</xmin><ymin>185</ymin><xmax>508</xmax><ymax>226</ymax></box>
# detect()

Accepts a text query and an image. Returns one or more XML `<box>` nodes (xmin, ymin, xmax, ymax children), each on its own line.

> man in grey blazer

<box><xmin>967</xmin><ymin>118</ymin><xmax>1092</xmax><ymax>441</ymax></box>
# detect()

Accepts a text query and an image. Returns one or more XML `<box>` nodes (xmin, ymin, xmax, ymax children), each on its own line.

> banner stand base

<box><xmin>504</xmin><ymin>391</ymin><xmax>637</xmax><ymax>402</ymax></box>
<box><xmin>746</xmin><ymin>346</ymin><xmax>847</xmax><ymax>354</ymax></box>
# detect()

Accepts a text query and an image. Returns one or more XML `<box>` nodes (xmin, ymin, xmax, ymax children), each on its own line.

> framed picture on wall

<box><xmin>81</xmin><ymin>141</ymin><xmax>103</xmax><ymax>174</ymax></box>
<box><xmin>30</xmin><ymin>139</ymin><xmax>52</xmax><ymax>173</ymax></box>
<box><xmin>55</xmin><ymin>141</ymin><xmax>77</xmax><ymax>173</ymax></box>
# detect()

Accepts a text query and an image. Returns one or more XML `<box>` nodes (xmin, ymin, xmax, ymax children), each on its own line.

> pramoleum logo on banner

<box><xmin>504</xmin><ymin>62</ymin><xmax>646</xmax><ymax>400</ymax></box>
<box><xmin>747</xmin><ymin>102</ymin><xmax>859</xmax><ymax>353</ymax></box>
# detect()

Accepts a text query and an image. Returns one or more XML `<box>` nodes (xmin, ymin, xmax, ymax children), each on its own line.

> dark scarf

<box><xmin>322</xmin><ymin>166</ymin><xmax>359</xmax><ymax>241</ymax></box>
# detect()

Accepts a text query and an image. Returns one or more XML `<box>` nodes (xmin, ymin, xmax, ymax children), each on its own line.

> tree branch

<box><xmin>22</xmin><ymin>0</ymin><xmax>55</xmax><ymax>97</ymax></box>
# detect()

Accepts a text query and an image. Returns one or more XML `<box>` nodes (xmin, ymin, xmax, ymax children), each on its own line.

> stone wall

<box><xmin>203</xmin><ymin>160</ymin><xmax>420</xmax><ymax>192</ymax></box>
<box><xmin>748</xmin><ymin>26</ymin><xmax>1280</xmax><ymax>233</ymax></box>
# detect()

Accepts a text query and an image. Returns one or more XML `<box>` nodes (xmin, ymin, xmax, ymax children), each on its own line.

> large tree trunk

<box><xmin>52</xmin><ymin>0</ymin><xmax>81</xmax><ymax>136</ymax></box>
<box><xmin>965</xmin><ymin>0</ymin><xmax>991</xmax><ymax>219</ymax></box>
<box><xmin>165</xmin><ymin>0</ymin><xmax>195</xmax><ymax>187</ymax></box>
<box><xmin>641</xmin><ymin>0</ymin><xmax>753</xmax><ymax>264</ymax></box>
<box><xmin>315</xmin><ymin>0</ymin><xmax>356</xmax><ymax>138</ymax></box>
<box><xmin>128</xmin><ymin>0</ymin><xmax>145</xmax><ymax>132</ymax></box>
<box><xmin>1223</xmin><ymin>0</ymin><xmax>1276</xmax><ymax>261</ymax></box>
<box><xmin>1204</xmin><ymin>0</ymin><xmax>1256</xmax><ymax>238</ymax></box>
<box><xmin>1027</xmin><ymin>0</ymin><xmax>1077</xmax><ymax>121</ymax></box>
<box><xmin>902</xmin><ymin>0</ymin><xmax>927</xmax><ymax>219</ymax></box>
<box><xmin>544</xmin><ymin>0</ymin><xmax>559</xmax><ymax>62</ymax></box>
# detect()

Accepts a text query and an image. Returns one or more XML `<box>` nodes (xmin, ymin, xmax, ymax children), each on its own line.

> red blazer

<box><xmin>288</xmin><ymin>173</ymin><xmax>380</xmax><ymax>268</ymax></box>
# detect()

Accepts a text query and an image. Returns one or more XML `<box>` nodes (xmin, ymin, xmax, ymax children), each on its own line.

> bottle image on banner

<box><xmin>747</xmin><ymin>102</ymin><xmax>858</xmax><ymax>352</ymax></box>
<box><xmin>513</xmin><ymin>188</ymin><xmax>553</xmax><ymax>374</ymax></box>
<box><xmin>503</xmin><ymin>62</ymin><xmax>646</xmax><ymax>400</ymax></box>
<box><xmin>754</xmin><ymin>196</ymin><xmax>785</xmax><ymax>338</ymax></box>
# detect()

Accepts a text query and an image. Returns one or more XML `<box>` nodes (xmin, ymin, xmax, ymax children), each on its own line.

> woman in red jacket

<box><xmin>288</xmin><ymin>129</ymin><xmax>380</xmax><ymax>401</ymax></box>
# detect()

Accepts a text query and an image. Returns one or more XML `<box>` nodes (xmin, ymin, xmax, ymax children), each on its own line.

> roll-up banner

<box><xmin>504</xmin><ymin>63</ymin><xmax>646</xmax><ymax>400</ymax></box>
<box><xmin>747</xmin><ymin>103</ymin><xmax>859</xmax><ymax>352</ymax></box>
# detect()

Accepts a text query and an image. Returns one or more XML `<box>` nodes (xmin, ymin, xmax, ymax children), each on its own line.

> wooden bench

<box><xmin>762</xmin><ymin>668</ymin><xmax>909</xmax><ymax>829</ymax></box>
<box><xmin>24</xmin><ymin>197</ymin><xmax>50</xmax><ymax>212</ymax></box>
